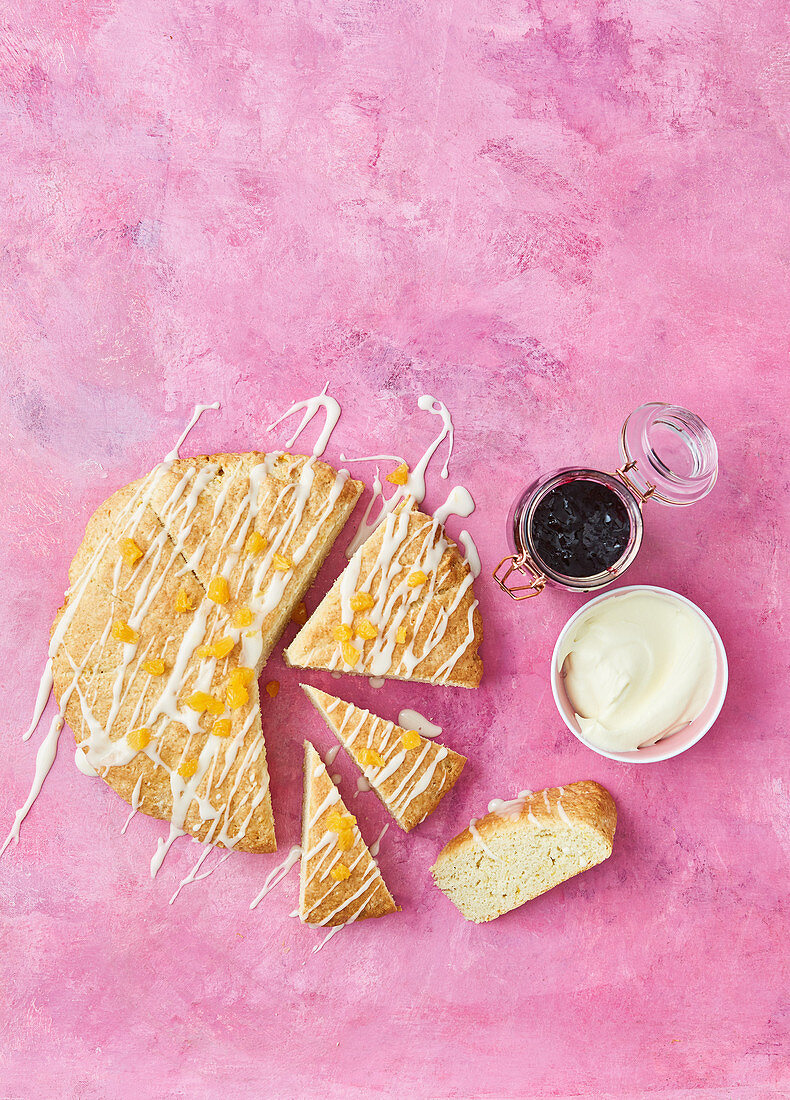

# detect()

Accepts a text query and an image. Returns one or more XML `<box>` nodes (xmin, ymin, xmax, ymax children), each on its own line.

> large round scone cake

<box><xmin>51</xmin><ymin>452</ymin><xmax>362</xmax><ymax>853</ymax></box>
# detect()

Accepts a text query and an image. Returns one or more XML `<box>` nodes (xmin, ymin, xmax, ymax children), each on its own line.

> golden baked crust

<box><xmin>302</xmin><ymin>684</ymin><xmax>466</xmax><ymax>831</ymax></box>
<box><xmin>432</xmin><ymin>781</ymin><xmax>617</xmax><ymax>922</ymax></box>
<box><xmin>51</xmin><ymin>452</ymin><xmax>362</xmax><ymax>853</ymax></box>
<box><xmin>299</xmin><ymin>742</ymin><xmax>399</xmax><ymax>926</ymax></box>
<box><xmin>285</xmin><ymin>502</ymin><xmax>483</xmax><ymax>687</ymax></box>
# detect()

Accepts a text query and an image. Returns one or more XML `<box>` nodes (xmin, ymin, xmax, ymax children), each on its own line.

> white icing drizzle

<box><xmin>488</xmin><ymin>790</ymin><xmax>533</xmax><ymax>820</ymax></box>
<box><xmin>433</xmin><ymin>486</ymin><xmax>474</xmax><ymax>525</ymax></box>
<box><xmin>267</xmin><ymin>382</ymin><xmax>341</xmax><ymax>458</ymax></box>
<box><xmin>469</xmin><ymin>818</ymin><xmax>499</xmax><ymax>862</ymax></box>
<box><xmin>75</xmin><ymin>745</ymin><xmax>99</xmax><ymax>777</ymax></box>
<box><xmin>323</xmin><ymin>745</ymin><xmax>340</xmax><ymax>768</ymax></box>
<box><xmin>368</xmin><ymin>677</ymin><xmax>385</xmax><ymax>689</ymax></box>
<box><xmin>398</xmin><ymin>708</ymin><xmax>442</xmax><ymax>739</ymax></box>
<box><xmin>121</xmin><ymin>776</ymin><xmax>143</xmax><ymax>834</ymax></box>
<box><xmin>356</xmin><ymin>776</ymin><xmax>372</xmax><ymax>794</ymax></box>
<box><xmin>249</xmin><ymin>845</ymin><xmax>302</xmax><ymax>910</ymax></box>
<box><xmin>0</xmin><ymin>714</ymin><xmax>64</xmax><ymax>856</ymax></box>
<box><xmin>22</xmin><ymin>658</ymin><xmax>53</xmax><ymax>741</ymax></box>
<box><xmin>459</xmin><ymin>530</ymin><xmax>482</xmax><ymax>578</ymax></box>
<box><xmin>312</xmin><ymin>924</ymin><xmax>345</xmax><ymax>954</ymax></box>
<box><xmin>164</xmin><ymin>402</ymin><xmax>220</xmax><ymax>462</ymax></box>
<box><xmin>169</xmin><ymin>843</ymin><xmax>232</xmax><ymax>905</ymax></box>
<box><xmin>342</xmin><ymin>394</ymin><xmax>455</xmax><ymax>557</ymax></box>
<box><xmin>369</xmin><ymin>823</ymin><xmax>389</xmax><ymax>858</ymax></box>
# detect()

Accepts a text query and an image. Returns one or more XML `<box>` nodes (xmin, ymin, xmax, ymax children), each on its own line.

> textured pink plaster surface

<box><xmin>0</xmin><ymin>1</ymin><xmax>788</xmax><ymax>1097</ymax></box>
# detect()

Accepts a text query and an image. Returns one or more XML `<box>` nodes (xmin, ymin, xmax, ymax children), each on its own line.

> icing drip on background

<box><xmin>267</xmin><ymin>382</ymin><xmax>341</xmax><ymax>458</ymax></box>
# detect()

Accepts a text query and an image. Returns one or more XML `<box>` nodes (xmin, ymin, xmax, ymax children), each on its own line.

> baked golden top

<box><xmin>51</xmin><ymin>452</ymin><xmax>362</xmax><ymax>852</ymax></box>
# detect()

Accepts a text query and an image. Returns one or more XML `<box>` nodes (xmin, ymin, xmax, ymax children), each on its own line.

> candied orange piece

<box><xmin>178</xmin><ymin>758</ymin><xmax>198</xmax><ymax>779</ymax></box>
<box><xmin>401</xmin><ymin>729</ymin><xmax>421</xmax><ymax>751</ymax></box>
<box><xmin>212</xmin><ymin>636</ymin><xmax>235</xmax><ymax>659</ymax></box>
<box><xmin>327</xmin><ymin>810</ymin><xmax>356</xmax><ymax>831</ymax></box>
<box><xmin>186</xmin><ymin>691</ymin><xmax>223</xmax><ymax>715</ymax></box>
<box><xmin>333</xmin><ymin>623</ymin><xmax>352</xmax><ymax>643</ymax></box>
<box><xmin>272</xmin><ymin>551</ymin><xmax>292</xmax><ymax>571</ymax></box>
<box><xmin>230</xmin><ymin>666</ymin><xmax>255</xmax><ymax>687</ymax></box>
<box><xmin>356</xmin><ymin>619</ymin><xmax>377</xmax><ymax>640</ymax></box>
<box><xmin>226</xmin><ymin>681</ymin><xmax>249</xmax><ymax>710</ymax></box>
<box><xmin>291</xmin><ymin>601</ymin><xmax>307</xmax><ymax>626</ymax></box>
<box><xmin>350</xmin><ymin>591</ymin><xmax>375</xmax><ymax>612</ymax></box>
<box><xmin>207</xmin><ymin>576</ymin><xmax>230</xmax><ymax>604</ymax></box>
<box><xmin>232</xmin><ymin>606</ymin><xmax>254</xmax><ymax>628</ymax></box>
<box><xmin>126</xmin><ymin>727</ymin><xmax>150</xmax><ymax>751</ymax></box>
<box><xmin>340</xmin><ymin>641</ymin><xmax>360</xmax><ymax>667</ymax></box>
<box><xmin>211</xmin><ymin>718</ymin><xmax>232</xmax><ymax>739</ymax></box>
<box><xmin>385</xmin><ymin>462</ymin><xmax>409</xmax><ymax>486</ymax></box>
<box><xmin>330</xmin><ymin>863</ymin><xmax>351</xmax><ymax>882</ymax></box>
<box><xmin>396</xmin><ymin>625</ymin><xmax>408</xmax><ymax>645</ymax></box>
<box><xmin>119</xmin><ymin>537</ymin><xmax>143</xmax><ymax>567</ymax></box>
<box><xmin>244</xmin><ymin>530</ymin><xmax>267</xmax><ymax>556</ymax></box>
<box><xmin>195</xmin><ymin>644</ymin><xmax>213</xmax><ymax>659</ymax></box>
<box><xmin>407</xmin><ymin>570</ymin><xmax>427</xmax><ymax>587</ymax></box>
<box><xmin>336</xmin><ymin>829</ymin><xmax>354</xmax><ymax>852</ymax></box>
<box><xmin>265</xmin><ymin>680</ymin><xmax>279</xmax><ymax>699</ymax></box>
<box><xmin>112</xmin><ymin>620</ymin><xmax>138</xmax><ymax>644</ymax></box>
<box><xmin>359</xmin><ymin>747</ymin><xmax>385</xmax><ymax>768</ymax></box>
<box><xmin>175</xmin><ymin>587</ymin><xmax>195</xmax><ymax>613</ymax></box>
<box><xmin>142</xmin><ymin>658</ymin><xmax>165</xmax><ymax>676</ymax></box>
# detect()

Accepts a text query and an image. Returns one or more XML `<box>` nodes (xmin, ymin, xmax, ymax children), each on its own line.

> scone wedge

<box><xmin>302</xmin><ymin>684</ymin><xmax>466</xmax><ymax>831</ymax></box>
<box><xmin>285</xmin><ymin>501</ymin><xmax>483</xmax><ymax>687</ymax></box>
<box><xmin>299</xmin><ymin>742</ymin><xmax>399</xmax><ymax>926</ymax></box>
<box><xmin>432</xmin><ymin>781</ymin><xmax>616</xmax><ymax>922</ymax></box>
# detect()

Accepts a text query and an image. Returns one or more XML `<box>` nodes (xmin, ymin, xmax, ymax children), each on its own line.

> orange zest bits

<box><xmin>175</xmin><ymin>587</ymin><xmax>195</xmax><ymax>613</ymax></box>
<box><xmin>142</xmin><ymin>658</ymin><xmax>165</xmax><ymax>676</ymax></box>
<box><xmin>178</xmin><ymin>759</ymin><xmax>198</xmax><ymax>779</ymax></box>
<box><xmin>359</xmin><ymin>747</ymin><xmax>385</xmax><ymax>768</ymax></box>
<box><xmin>330</xmin><ymin>863</ymin><xmax>351</xmax><ymax>882</ymax></box>
<box><xmin>272</xmin><ymin>551</ymin><xmax>293</xmax><ymax>571</ymax></box>
<box><xmin>356</xmin><ymin>619</ymin><xmax>378</xmax><ymax>641</ymax></box>
<box><xmin>211</xmin><ymin>718</ymin><xmax>232</xmax><ymax>738</ymax></box>
<box><xmin>244</xmin><ymin>530</ymin><xmax>267</xmax><ymax>556</ymax></box>
<box><xmin>386</xmin><ymin>462</ymin><xmax>409</xmax><ymax>486</ymax></box>
<box><xmin>186</xmin><ymin>691</ymin><xmax>224</xmax><ymax>715</ymax></box>
<box><xmin>350</xmin><ymin>591</ymin><xmax>375</xmax><ymax>612</ymax></box>
<box><xmin>396</xmin><ymin>625</ymin><xmax>408</xmax><ymax>645</ymax></box>
<box><xmin>340</xmin><ymin>641</ymin><xmax>360</xmax><ymax>667</ymax></box>
<box><xmin>226</xmin><ymin>681</ymin><xmax>249</xmax><ymax>710</ymax></box>
<box><xmin>112</xmin><ymin>620</ymin><xmax>138</xmax><ymax>644</ymax></box>
<box><xmin>126</xmin><ymin>727</ymin><xmax>151</xmax><ymax>751</ymax></box>
<box><xmin>401</xmin><ymin>729</ymin><xmax>421</xmax><ymax>751</ymax></box>
<box><xmin>119</xmin><ymin>537</ymin><xmax>143</xmax><ymax>567</ymax></box>
<box><xmin>407</xmin><ymin>570</ymin><xmax>427</xmax><ymax>587</ymax></box>
<box><xmin>333</xmin><ymin>623</ymin><xmax>352</xmax><ymax>643</ymax></box>
<box><xmin>232</xmin><ymin>606</ymin><xmax>254</xmax><ymax>628</ymax></box>
<box><xmin>230</xmin><ymin>667</ymin><xmax>256</xmax><ymax>687</ymax></box>
<box><xmin>207</xmin><ymin>576</ymin><xmax>230</xmax><ymax>604</ymax></box>
<box><xmin>291</xmin><ymin>601</ymin><xmax>307</xmax><ymax>626</ymax></box>
<box><xmin>265</xmin><ymin>680</ymin><xmax>279</xmax><ymax>699</ymax></box>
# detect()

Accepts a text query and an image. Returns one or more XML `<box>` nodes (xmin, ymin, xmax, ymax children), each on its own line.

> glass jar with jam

<box><xmin>494</xmin><ymin>403</ymin><xmax>718</xmax><ymax>599</ymax></box>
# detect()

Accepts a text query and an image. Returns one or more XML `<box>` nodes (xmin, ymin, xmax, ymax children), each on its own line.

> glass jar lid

<box><xmin>619</xmin><ymin>403</ymin><xmax>718</xmax><ymax>506</ymax></box>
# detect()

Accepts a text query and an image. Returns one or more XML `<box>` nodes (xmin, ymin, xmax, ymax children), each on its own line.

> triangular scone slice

<box><xmin>431</xmin><ymin>782</ymin><xmax>617</xmax><ymax>923</ymax></box>
<box><xmin>299</xmin><ymin>742</ymin><xmax>399</xmax><ymax>926</ymax></box>
<box><xmin>285</xmin><ymin>502</ymin><xmax>483</xmax><ymax>687</ymax></box>
<box><xmin>302</xmin><ymin>685</ymin><xmax>466</xmax><ymax>832</ymax></box>
<box><xmin>147</xmin><ymin>453</ymin><xmax>363</xmax><ymax>670</ymax></box>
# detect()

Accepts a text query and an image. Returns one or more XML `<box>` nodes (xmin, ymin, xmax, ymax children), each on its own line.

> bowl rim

<box><xmin>550</xmin><ymin>583</ymin><xmax>729</xmax><ymax>763</ymax></box>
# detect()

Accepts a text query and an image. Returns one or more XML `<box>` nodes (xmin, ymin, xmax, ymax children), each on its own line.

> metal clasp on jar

<box><xmin>493</xmin><ymin>552</ymin><xmax>547</xmax><ymax>600</ymax></box>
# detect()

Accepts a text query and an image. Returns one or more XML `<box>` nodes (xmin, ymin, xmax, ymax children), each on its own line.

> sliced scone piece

<box><xmin>431</xmin><ymin>781</ymin><xmax>616</xmax><ymax>923</ymax></box>
<box><xmin>299</xmin><ymin>742</ymin><xmax>399</xmax><ymax>927</ymax></box>
<box><xmin>285</xmin><ymin>501</ymin><xmax>483</xmax><ymax>687</ymax></box>
<box><xmin>302</xmin><ymin>684</ymin><xmax>466</xmax><ymax>831</ymax></box>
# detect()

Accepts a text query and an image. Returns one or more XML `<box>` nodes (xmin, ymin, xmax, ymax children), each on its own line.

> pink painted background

<box><xmin>1</xmin><ymin>1</ymin><xmax>788</xmax><ymax>1097</ymax></box>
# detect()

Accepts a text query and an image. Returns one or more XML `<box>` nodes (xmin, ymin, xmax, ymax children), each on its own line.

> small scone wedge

<box><xmin>299</xmin><ymin>742</ymin><xmax>399</xmax><ymax>927</ymax></box>
<box><xmin>302</xmin><ymin>684</ymin><xmax>466</xmax><ymax>831</ymax></box>
<box><xmin>431</xmin><ymin>781</ymin><xmax>616</xmax><ymax>923</ymax></box>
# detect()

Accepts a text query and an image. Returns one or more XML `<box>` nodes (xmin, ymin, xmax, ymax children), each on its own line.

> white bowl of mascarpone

<box><xmin>551</xmin><ymin>585</ymin><xmax>728</xmax><ymax>763</ymax></box>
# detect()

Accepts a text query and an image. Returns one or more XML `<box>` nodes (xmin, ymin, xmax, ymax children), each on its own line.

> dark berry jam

<box><xmin>530</xmin><ymin>480</ymin><xmax>631</xmax><ymax>578</ymax></box>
